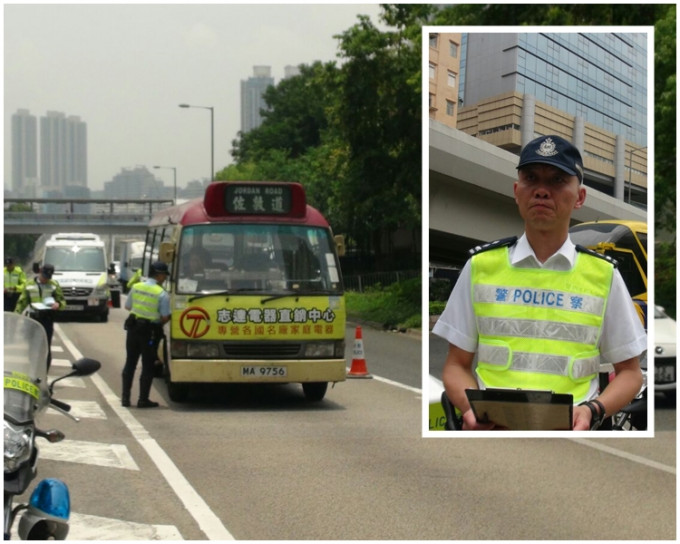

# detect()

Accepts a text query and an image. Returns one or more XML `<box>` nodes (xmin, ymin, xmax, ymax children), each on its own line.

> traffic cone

<box><xmin>348</xmin><ymin>325</ymin><xmax>372</xmax><ymax>378</ymax></box>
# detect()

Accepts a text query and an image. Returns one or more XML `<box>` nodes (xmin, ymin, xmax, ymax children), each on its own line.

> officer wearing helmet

<box><xmin>14</xmin><ymin>263</ymin><xmax>66</xmax><ymax>370</ymax></box>
<box><xmin>433</xmin><ymin>135</ymin><xmax>645</xmax><ymax>431</ymax></box>
<box><xmin>122</xmin><ymin>261</ymin><xmax>171</xmax><ymax>408</ymax></box>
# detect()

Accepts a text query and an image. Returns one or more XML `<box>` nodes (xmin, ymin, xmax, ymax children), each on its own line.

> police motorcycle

<box><xmin>4</xmin><ymin>311</ymin><xmax>101</xmax><ymax>539</ymax></box>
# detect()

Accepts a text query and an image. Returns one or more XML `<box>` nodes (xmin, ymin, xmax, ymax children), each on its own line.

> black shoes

<box><xmin>122</xmin><ymin>398</ymin><xmax>131</xmax><ymax>407</ymax></box>
<box><xmin>137</xmin><ymin>399</ymin><xmax>160</xmax><ymax>408</ymax></box>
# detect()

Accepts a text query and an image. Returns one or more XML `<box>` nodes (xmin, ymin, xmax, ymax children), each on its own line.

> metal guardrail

<box><xmin>343</xmin><ymin>270</ymin><xmax>420</xmax><ymax>292</ymax></box>
<box><xmin>4</xmin><ymin>212</ymin><xmax>152</xmax><ymax>224</ymax></box>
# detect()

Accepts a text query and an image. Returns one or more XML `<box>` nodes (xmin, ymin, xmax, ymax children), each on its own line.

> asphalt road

<box><xmin>12</xmin><ymin>308</ymin><xmax>676</xmax><ymax>540</ymax></box>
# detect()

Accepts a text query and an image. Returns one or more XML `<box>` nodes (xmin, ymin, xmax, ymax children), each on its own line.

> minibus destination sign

<box><xmin>225</xmin><ymin>184</ymin><xmax>292</xmax><ymax>215</ymax></box>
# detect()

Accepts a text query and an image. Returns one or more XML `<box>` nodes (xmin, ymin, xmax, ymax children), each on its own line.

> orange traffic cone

<box><xmin>348</xmin><ymin>325</ymin><xmax>372</xmax><ymax>378</ymax></box>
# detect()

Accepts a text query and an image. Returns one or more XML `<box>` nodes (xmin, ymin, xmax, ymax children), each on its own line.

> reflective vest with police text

<box><xmin>130</xmin><ymin>282</ymin><xmax>164</xmax><ymax>322</ymax></box>
<box><xmin>471</xmin><ymin>246</ymin><xmax>613</xmax><ymax>404</ymax></box>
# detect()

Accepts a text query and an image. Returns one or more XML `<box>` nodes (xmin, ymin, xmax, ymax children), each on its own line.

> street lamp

<box><xmin>153</xmin><ymin>165</ymin><xmax>177</xmax><ymax>205</ymax></box>
<box><xmin>179</xmin><ymin>103</ymin><xmax>214</xmax><ymax>182</ymax></box>
<box><xmin>627</xmin><ymin>144</ymin><xmax>647</xmax><ymax>205</ymax></box>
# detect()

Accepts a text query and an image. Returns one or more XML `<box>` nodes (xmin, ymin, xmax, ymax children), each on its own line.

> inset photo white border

<box><xmin>422</xmin><ymin>26</ymin><xmax>655</xmax><ymax>438</ymax></box>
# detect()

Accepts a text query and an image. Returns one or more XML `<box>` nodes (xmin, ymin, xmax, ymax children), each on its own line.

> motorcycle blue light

<box><xmin>28</xmin><ymin>478</ymin><xmax>70</xmax><ymax>520</ymax></box>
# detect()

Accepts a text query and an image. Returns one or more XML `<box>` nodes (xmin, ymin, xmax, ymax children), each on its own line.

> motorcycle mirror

<box><xmin>49</xmin><ymin>358</ymin><xmax>101</xmax><ymax>390</ymax></box>
<box><xmin>71</xmin><ymin>357</ymin><xmax>101</xmax><ymax>377</ymax></box>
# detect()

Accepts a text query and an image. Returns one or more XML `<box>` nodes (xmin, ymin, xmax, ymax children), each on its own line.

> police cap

<box><xmin>517</xmin><ymin>135</ymin><xmax>584</xmax><ymax>183</ymax></box>
<box><xmin>5</xmin><ymin>257</ymin><xmax>13</xmax><ymax>265</ymax></box>
<box><xmin>150</xmin><ymin>261</ymin><xmax>169</xmax><ymax>275</ymax></box>
<box><xmin>41</xmin><ymin>263</ymin><xmax>55</xmax><ymax>279</ymax></box>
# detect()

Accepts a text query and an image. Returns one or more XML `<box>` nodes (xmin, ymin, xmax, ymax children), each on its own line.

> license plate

<box><xmin>87</xmin><ymin>297</ymin><xmax>99</xmax><ymax>306</ymax></box>
<box><xmin>65</xmin><ymin>304</ymin><xmax>84</xmax><ymax>311</ymax></box>
<box><xmin>655</xmin><ymin>363</ymin><xmax>675</xmax><ymax>384</ymax></box>
<box><xmin>240</xmin><ymin>365</ymin><xmax>287</xmax><ymax>378</ymax></box>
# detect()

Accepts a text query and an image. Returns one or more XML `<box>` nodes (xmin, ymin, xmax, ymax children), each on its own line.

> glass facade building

<box><xmin>460</xmin><ymin>32</ymin><xmax>647</xmax><ymax>146</ymax></box>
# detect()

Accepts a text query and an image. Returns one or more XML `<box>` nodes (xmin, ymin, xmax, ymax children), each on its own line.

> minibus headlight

<box><xmin>171</xmin><ymin>341</ymin><xmax>187</xmax><ymax>358</ymax></box>
<box><xmin>304</xmin><ymin>342</ymin><xmax>343</xmax><ymax>358</ymax></box>
<box><xmin>187</xmin><ymin>343</ymin><xmax>219</xmax><ymax>358</ymax></box>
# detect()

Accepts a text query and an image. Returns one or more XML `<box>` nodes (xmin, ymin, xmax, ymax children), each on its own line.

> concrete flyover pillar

<box><xmin>521</xmin><ymin>94</ymin><xmax>536</xmax><ymax>148</ymax></box>
<box><xmin>614</xmin><ymin>134</ymin><xmax>625</xmax><ymax>201</ymax></box>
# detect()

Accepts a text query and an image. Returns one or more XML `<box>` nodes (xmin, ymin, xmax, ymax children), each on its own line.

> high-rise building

<box><xmin>40</xmin><ymin>111</ymin><xmax>87</xmax><ymax>194</ymax></box>
<box><xmin>240</xmin><ymin>66</ymin><xmax>275</xmax><ymax>134</ymax></box>
<box><xmin>430</xmin><ymin>31</ymin><xmax>648</xmax><ymax>206</ymax></box>
<box><xmin>428</xmin><ymin>32</ymin><xmax>462</xmax><ymax>128</ymax></box>
<box><xmin>283</xmin><ymin>65</ymin><xmax>301</xmax><ymax>79</ymax></box>
<box><xmin>10</xmin><ymin>109</ymin><xmax>38</xmax><ymax>196</ymax></box>
<box><xmin>103</xmin><ymin>166</ymin><xmax>164</xmax><ymax>200</ymax></box>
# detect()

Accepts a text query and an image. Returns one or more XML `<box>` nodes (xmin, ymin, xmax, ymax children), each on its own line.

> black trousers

<box><xmin>122</xmin><ymin>324</ymin><xmax>158</xmax><ymax>402</ymax></box>
<box><xmin>31</xmin><ymin>314</ymin><xmax>54</xmax><ymax>371</ymax></box>
<box><xmin>4</xmin><ymin>292</ymin><xmax>20</xmax><ymax>312</ymax></box>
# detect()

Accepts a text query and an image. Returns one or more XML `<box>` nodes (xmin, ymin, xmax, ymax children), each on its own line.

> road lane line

<box><xmin>353</xmin><ymin>369</ymin><xmax>675</xmax><ymax>477</ymax></box>
<box><xmin>569</xmin><ymin>438</ymin><xmax>676</xmax><ymax>474</ymax></box>
<box><xmin>55</xmin><ymin>324</ymin><xmax>235</xmax><ymax>540</ymax></box>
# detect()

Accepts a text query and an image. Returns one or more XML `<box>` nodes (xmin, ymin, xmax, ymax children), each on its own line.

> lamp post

<box><xmin>179</xmin><ymin>103</ymin><xmax>214</xmax><ymax>182</ymax></box>
<box><xmin>153</xmin><ymin>165</ymin><xmax>177</xmax><ymax>205</ymax></box>
<box><xmin>627</xmin><ymin>144</ymin><xmax>647</xmax><ymax>205</ymax></box>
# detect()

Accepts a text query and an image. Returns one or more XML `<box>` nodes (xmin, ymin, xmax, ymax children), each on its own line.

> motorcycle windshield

<box><xmin>3</xmin><ymin>312</ymin><xmax>50</xmax><ymax>422</ymax></box>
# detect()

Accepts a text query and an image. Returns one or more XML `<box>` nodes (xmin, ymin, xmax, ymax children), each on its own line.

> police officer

<box><xmin>122</xmin><ymin>261</ymin><xmax>171</xmax><ymax>408</ymax></box>
<box><xmin>14</xmin><ymin>263</ymin><xmax>66</xmax><ymax>370</ymax></box>
<box><xmin>433</xmin><ymin>135</ymin><xmax>646</xmax><ymax>430</ymax></box>
<box><xmin>4</xmin><ymin>257</ymin><xmax>27</xmax><ymax>311</ymax></box>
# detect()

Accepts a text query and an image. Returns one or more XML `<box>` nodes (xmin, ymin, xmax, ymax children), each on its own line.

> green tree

<box><xmin>4</xmin><ymin>203</ymin><xmax>40</xmax><ymax>265</ymax></box>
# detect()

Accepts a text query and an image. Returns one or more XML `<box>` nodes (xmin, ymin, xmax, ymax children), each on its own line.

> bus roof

<box><xmin>148</xmin><ymin>181</ymin><xmax>331</xmax><ymax>228</ymax></box>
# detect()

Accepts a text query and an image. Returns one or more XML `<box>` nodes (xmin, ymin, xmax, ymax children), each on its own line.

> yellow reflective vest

<box><xmin>14</xmin><ymin>279</ymin><xmax>66</xmax><ymax>314</ymax></box>
<box><xmin>129</xmin><ymin>281</ymin><xmax>164</xmax><ymax>322</ymax></box>
<box><xmin>4</xmin><ymin>266</ymin><xmax>27</xmax><ymax>293</ymax></box>
<box><xmin>471</xmin><ymin>246</ymin><xmax>614</xmax><ymax>404</ymax></box>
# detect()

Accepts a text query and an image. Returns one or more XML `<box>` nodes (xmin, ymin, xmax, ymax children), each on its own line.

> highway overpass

<box><xmin>429</xmin><ymin>121</ymin><xmax>647</xmax><ymax>267</ymax></box>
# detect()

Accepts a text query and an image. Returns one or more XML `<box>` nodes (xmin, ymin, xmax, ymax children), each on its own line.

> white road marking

<box><xmin>67</xmin><ymin>512</ymin><xmax>182</xmax><ymax>540</ymax></box>
<box><xmin>569</xmin><ymin>438</ymin><xmax>676</xmax><ymax>474</ymax></box>
<box><xmin>51</xmin><ymin>357</ymin><xmax>72</xmax><ymax>367</ymax></box>
<box><xmin>40</xmin><ymin>439</ymin><xmax>139</xmax><ymax>470</ymax></box>
<box><xmin>52</xmin><ymin>345</ymin><xmax>64</xmax><ymax>352</ymax></box>
<box><xmin>48</xmin><ymin>400</ymin><xmax>107</xmax><ymax>419</ymax></box>
<box><xmin>56</xmin><ymin>324</ymin><xmax>234</xmax><ymax>541</ymax></box>
<box><xmin>51</xmin><ymin>377</ymin><xmax>86</xmax><ymax>388</ymax></box>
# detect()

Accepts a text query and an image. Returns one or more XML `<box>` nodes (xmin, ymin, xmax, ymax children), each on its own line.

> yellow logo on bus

<box><xmin>172</xmin><ymin>296</ymin><xmax>345</xmax><ymax>341</ymax></box>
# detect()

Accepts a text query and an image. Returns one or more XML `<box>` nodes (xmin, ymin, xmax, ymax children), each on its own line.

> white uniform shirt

<box><xmin>432</xmin><ymin>234</ymin><xmax>647</xmax><ymax>400</ymax></box>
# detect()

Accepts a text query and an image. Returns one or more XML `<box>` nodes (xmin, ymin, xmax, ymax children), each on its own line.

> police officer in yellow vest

<box><xmin>433</xmin><ymin>135</ymin><xmax>645</xmax><ymax>430</ymax></box>
<box><xmin>4</xmin><ymin>257</ymin><xmax>27</xmax><ymax>312</ymax></box>
<box><xmin>122</xmin><ymin>261</ymin><xmax>171</xmax><ymax>408</ymax></box>
<box><xmin>14</xmin><ymin>263</ymin><xmax>66</xmax><ymax>371</ymax></box>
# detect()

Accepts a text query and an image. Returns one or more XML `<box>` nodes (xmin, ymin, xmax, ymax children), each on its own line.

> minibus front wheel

<box><xmin>302</xmin><ymin>382</ymin><xmax>328</xmax><ymax>402</ymax></box>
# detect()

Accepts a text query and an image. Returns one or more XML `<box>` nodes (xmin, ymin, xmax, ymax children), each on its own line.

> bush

<box><xmin>345</xmin><ymin>277</ymin><xmax>421</xmax><ymax>330</ymax></box>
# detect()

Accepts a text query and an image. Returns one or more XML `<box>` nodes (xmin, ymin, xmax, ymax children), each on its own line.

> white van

<box><xmin>118</xmin><ymin>239</ymin><xmax>145</xmax><ymax>292</ymax></box>
<box><xmin>35</xmin><ymin>233</ymin><xmax>111</xmax><ymax>322</ymax></box>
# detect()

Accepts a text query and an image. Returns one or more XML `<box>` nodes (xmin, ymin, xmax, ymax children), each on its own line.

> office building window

<box><xmin>446</xmin><ymin>100</ymin><xmax>455</xmax><ymax>116</ymax></box>
<box><xmin>449</xmin><ymin>41</ymin><xmax>458</xmax><ymax>58</ymax></box>
<box><xmin>447</xmin><ymin>70</ymin><xmax>456</xmax><ymax>88</ymax></box>
<box><xmin>430</xmin><ymin>34</ymin><xmax>438</xmax><ymax>48</ymax></box>
<box><xmin>429</xmin><ymin>63</ymin><xmax>436</xmax><ymax>80</ymax></box>
<box><xmin>429</xmin><ymin>94</ymin><xmax>435</xmax><ymax>108</ymax></box>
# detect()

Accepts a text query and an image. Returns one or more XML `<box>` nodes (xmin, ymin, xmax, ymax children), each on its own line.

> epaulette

<box><xmin>575</xmin><ymin>244</ymin><xmax>618</xmax><ymax>268</ymax></box>
<box><xmin>469</xmin><ymin>236</ymin><xmax>518</xmax><ymax>256</ymax></box>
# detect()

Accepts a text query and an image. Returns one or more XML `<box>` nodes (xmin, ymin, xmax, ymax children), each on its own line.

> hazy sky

<box><xmin>4</xmin><ymin>3</ymin><xmax>385</xmax><ymax>192</ymax></box>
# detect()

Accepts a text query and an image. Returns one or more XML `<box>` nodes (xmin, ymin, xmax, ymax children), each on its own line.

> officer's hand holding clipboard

<box><xmin>465</xmin><ymin>388</ymin><xmax>573</xmax><ymax>430</ymax></box>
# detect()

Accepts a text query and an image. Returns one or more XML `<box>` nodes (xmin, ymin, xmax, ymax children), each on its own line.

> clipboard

<box><xmin>466</xmin><ymin>388</ymin><xmax>573</xmax><ymax>430</ymax></box>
